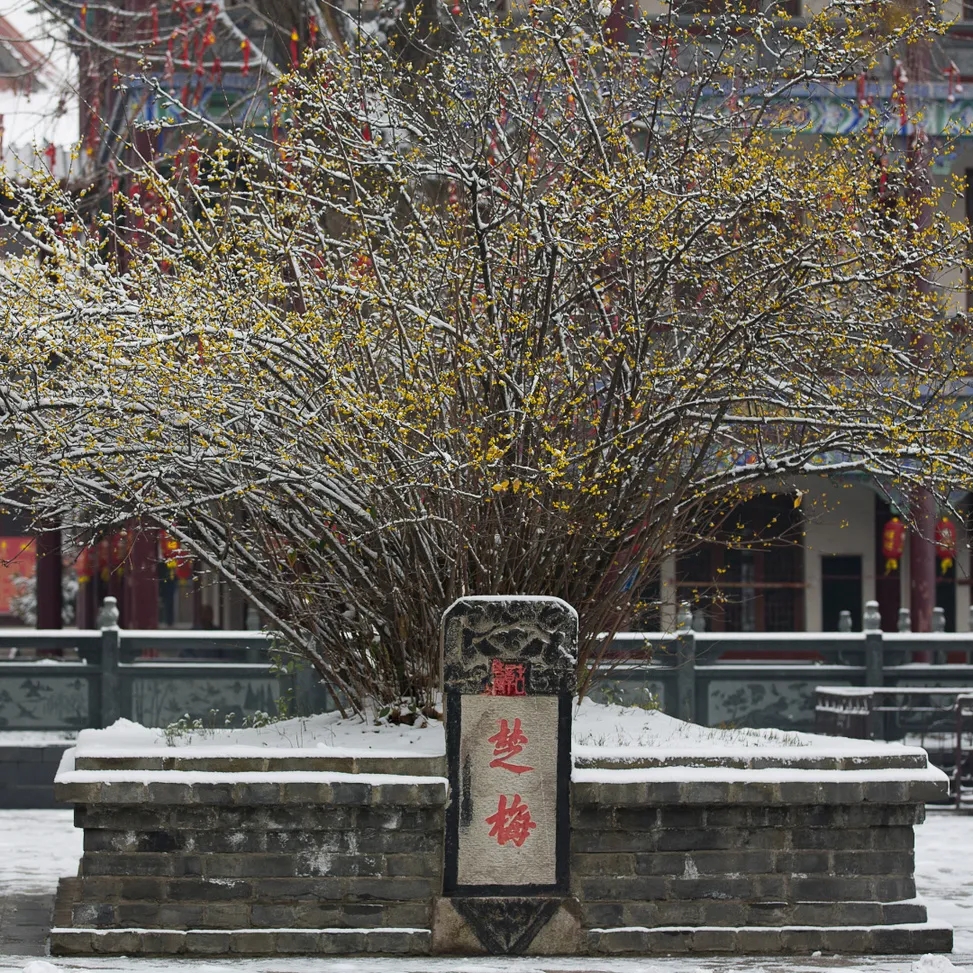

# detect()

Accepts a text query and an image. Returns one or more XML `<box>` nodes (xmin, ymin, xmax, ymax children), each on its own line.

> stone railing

<box><xmin>0</xmin><ymin>599</ymin><xmax>328</xmax><ymax>731</ymax></box>
<box><xmin>4</xmin><ymin>616</ymin><xmax>973</xmax><ymax>735</ymax></box>
<box><xmin>601</xmin><ymin>624</ymin><xmax>973</xmax><ymax>735</ymax></box>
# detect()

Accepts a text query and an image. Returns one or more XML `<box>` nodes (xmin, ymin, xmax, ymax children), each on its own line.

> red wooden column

<box><xmin>910</xmin><ymin>489</ymin><xmax>937</xmax><ymax>639</ymax></box>
<box><xmin>122</xmin><ymin>526</ymin><xmax>159</xmax><ymax>630</ymax></box>
<box><xmin>35</xmin><ymin>527</ymin><xmax>63</xmax><ymax>629</ymax></box>
<box><xmin>76</xmin><ymin>574</ymin><xmax>95</xmax><ymax>629</ymax></box>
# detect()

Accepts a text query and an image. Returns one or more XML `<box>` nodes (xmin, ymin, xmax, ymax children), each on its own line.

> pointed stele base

<box><xmin>432</xmin><ymin>896</ymin><xmax>583</xmax><ymax>955</ymax></box>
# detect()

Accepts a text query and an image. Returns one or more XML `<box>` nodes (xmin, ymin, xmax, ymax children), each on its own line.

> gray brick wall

<box><xmin>571</xmin><ymin>791</ymin><xmax>926</xmax><ymax>929</ymax></box>
<box><xmin>62</xmin><ymin>784</ymin><xmax>446</xmax><ymax>938</ymax></box>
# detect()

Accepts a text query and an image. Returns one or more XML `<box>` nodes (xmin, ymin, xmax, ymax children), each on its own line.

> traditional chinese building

<box><xmin>651</xmin><ymin>480</ymin><xmax>973</xmax><ymax>634</ymax></box>
<box><xmin>25</xmin><ymin>0</ymin><xmax>973</xmax><ymax>635</ymax></box>
<box><xmin>620</xmin><ymin>0</ymin><xmax>973</xmax><ymax>635</ymax></box>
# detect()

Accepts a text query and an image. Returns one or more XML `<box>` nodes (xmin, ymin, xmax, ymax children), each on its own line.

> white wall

<box><xmin>793</xmin><ymin>477</ymin><xmax>875</xmax><ymax>631</ymax></box>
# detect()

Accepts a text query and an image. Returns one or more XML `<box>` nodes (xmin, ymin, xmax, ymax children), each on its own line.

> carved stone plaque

<box><xmin>441</xmin><ymin>595</ymin><xmax>576</xmax><ymax>897</ymax></box>
<box><xmin>456</xmin><ymin>694</ymin><xmax>559</xmax><ymax>886</ymax></box>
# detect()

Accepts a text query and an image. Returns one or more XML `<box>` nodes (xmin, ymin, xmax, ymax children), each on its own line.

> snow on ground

<box><xmin>0</xmin><ymin>810</ymin><xmax>82</xmax><ymax>895</ymax></box>
<box><xmin>0</xmin><ymin>808</ymin><xmax>970</xmax><ymax>972</ymax></box>
<box><xmin>0</xmin><ymin>733</ymin><xmax>75</xmax><ymax>748</ymax></box>
<box><xmin>914</xmin><ymin>813</ymin><xmax>973</xmax><ymax>955</ymax></box>
<box><xmin>4</xmin><ymin>958</ymin><xmax>971</xmax><ymax>973</ymax></box>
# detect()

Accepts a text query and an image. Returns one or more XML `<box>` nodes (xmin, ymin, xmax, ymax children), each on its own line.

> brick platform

<box><xmin>50</xmin><ymin>745</ymin><xmax>953</xmax><ymax>956</ymax></box>
<box><xmin>572</xmin><ymin>754</ymin><xmax>951</xmax><ymax>955</ymax></box>
<box><xmin>51</xmin><ymin>755</ymin><xmax>447</xmax><ymax>957</ymax></box>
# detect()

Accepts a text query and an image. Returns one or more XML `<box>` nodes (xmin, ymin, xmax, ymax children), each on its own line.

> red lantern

<box><xmin>76</xmin><ymin>547</ymin><xmax>93</xmax><ymax>585</ymax></box>
<box><xmin>882</xmin><ymin>516</ymin><xmax>906</xmax><ymax>574</ymax></box>
<box><xmin>159</xmin><ymin>530</ymin><xmax>193</xmax><ymax>581</ymax></box>
<box><xmin>96</xmin><ymin>537</ymin><xmax>111</xmax><ymax>582</ymax></box>
<box><xmin>935</xmin><ymin>517</ymin><xmax>957</xmax><ymax>575</ymax></box>
<box><xmin>159</xmin><ymin>529</ymin><xmax>178</xmax><ymax>559</ymax></box>
<box><xmin>290</xmin><ymin>28</ymin><xmax>299</xmax><ymax>68</ymax></box>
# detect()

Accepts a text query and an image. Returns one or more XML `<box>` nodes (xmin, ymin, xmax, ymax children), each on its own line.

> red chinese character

<box><xmin>485</xmin><ymin>793</ymin><xmax>536</xmax><ymax>847</ymax></box>
<box><xmin>488</xmin><ymin>718</ymin><xmax>533</xmax><ymax>774</ymax></box>
<box><xmin>487</xmin><ymin>659</ymin><xmax>526</xmax><ymax>696</ymax></box>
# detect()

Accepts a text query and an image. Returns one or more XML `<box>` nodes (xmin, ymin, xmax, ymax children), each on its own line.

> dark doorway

<box><xmin>936</xmin><ymin>570</ymin><xmax>956</xmax><ymax>632</ymax></box>
<box><xmin>822</xmin><ymin>555</ymin><xmax>862</xmax><ymax>631</ymax></box>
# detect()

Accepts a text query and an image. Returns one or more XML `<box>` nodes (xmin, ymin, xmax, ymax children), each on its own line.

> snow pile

<box><xmin>72</xmin><ymin>712</ymin><xmax>444</xmax><ymax>760</ymax></box>
<box><xmin>574</xmin><ymin>702</ymin><xmax>929</xmax><ymax>765</ymax></box>
<box><xmin>912</xmin><ymin>955</ymin><xmax>965</xmax><ymax>973</ymax></box>
<box><xmin>22</xmin><ymin>962</ymin><xmax>61</xmax><ymax>973</ymax></box>
<box><xmin>65</xmin><ymin>699</ymin><xmax>927</xmax><ymax>768</ymax></box>
<box><xmin>574</xmin><ymin>701</ymin><xmax>920</xmax><ymax>751</ymax></box>
<box><xmin>576</xmin><ymin>703</ymin><xmax>819</xmax><ymax>749</ymax></box>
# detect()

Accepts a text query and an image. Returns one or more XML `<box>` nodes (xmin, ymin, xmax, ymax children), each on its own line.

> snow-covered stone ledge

<box><xmin>569</xmin><ymin>707</ymin><xmax>951</xmax><ymax>955</ymax></box>
<box><xmin>571</xmin><ymin>762</ymin><xmax>946</xmax><ymax>807</ymax></box>
<box><xmin>48</xmin><ymin>703</ymin><xmax>953</xmax><ymax>957</ymax></box>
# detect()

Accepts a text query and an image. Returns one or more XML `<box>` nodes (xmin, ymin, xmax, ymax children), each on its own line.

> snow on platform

<box><xmin>65</xmin><ymin>700</ymin><xmax>928</xmax><ymax>765</ymax></box>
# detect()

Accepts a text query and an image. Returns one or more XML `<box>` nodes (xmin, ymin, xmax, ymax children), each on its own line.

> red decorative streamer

<box><xmin>945</xmin><ymin>61</ymin><xmax>963</xmax><ymax>104</ymax></box>
<box><xmin>893</xmin><ymin>60</ymin><xmax>908</xmax><ymax>129</ymax></box>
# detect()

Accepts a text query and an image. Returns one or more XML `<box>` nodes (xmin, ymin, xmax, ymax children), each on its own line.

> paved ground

<box><xmin>0</xmin><ymin>808</ymin><xmax>970</xmax><ymax>972</ymax></box>
<box><xmin>0</xmin><ymin>894</ymin><xmax>53</xmax><ymax>958</ymax></box>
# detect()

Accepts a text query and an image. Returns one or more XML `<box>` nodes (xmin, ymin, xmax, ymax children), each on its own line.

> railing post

<box><xmin>863</xmin><ymin>600</ymin><xmax>884</xmax><ymax>739</ymax></box>
<box><xmin>864</xmin><ymin>631</ymin><xmax>883</xmax><ymax>688</ymax></box>
<box><xmin>98</xmin><ymin>596</ymin><xmax>121</xmax><ymax>727</ymax></box>
<box><xmin>675</xmin><ymin>603</ymin><xmax>697</xmax><ymax>723</ymax></box>
<box><xmin>863</xmin><ymin>601</ymin><xmax>883</xmax><ymax>684</ymax></box>
<box><xmin>865</xmin><ymin>693</ymin><xmax>876</xmax><ymax>741</ymax></box>
<box><xmin>932</xmin><ymin>607</ymin><xmax>948</xmax><ymax>664</ymax></box>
